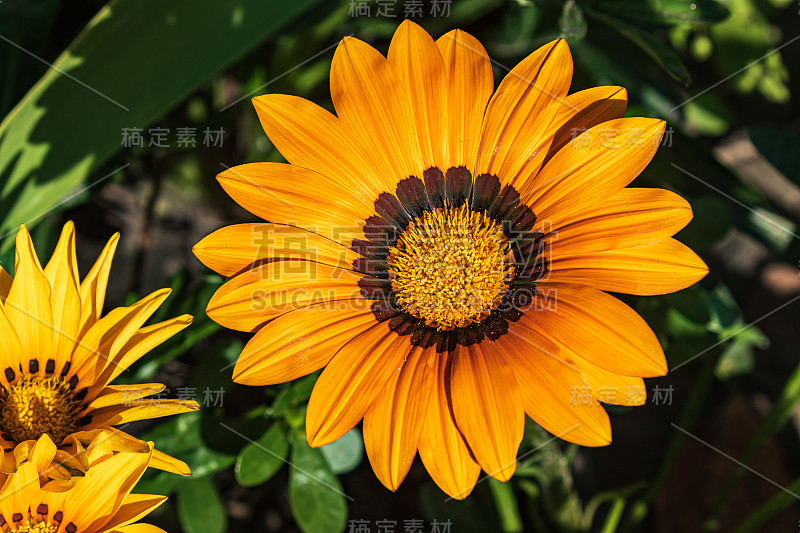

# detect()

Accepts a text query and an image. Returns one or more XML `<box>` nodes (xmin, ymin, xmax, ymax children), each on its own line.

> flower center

<box><xmin>388</xmin><ymin>204</ymin><xmax>514</xmax><ymax>330</ymax></box>
<box><xmin>0</xmin><ymin>376</ymin><xmax>81</xmax><ymax>444</ymax></box>
<box><xmin>6</xmin><ymin>521</ymin><xmax>59</xmax><ymax>533</ymax></box>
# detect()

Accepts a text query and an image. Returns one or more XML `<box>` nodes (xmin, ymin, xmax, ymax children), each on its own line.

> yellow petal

<box><xmin>233</xmin><ymin>300</ymin><xmax>378</xmax><ymax>386</ymax></box>
<box><xmin>88</xmin><ymin>399</ymin><xmax>199</xmax><ymax>427</ymax></box>
<box><xmin>87</xmin><ymin>384</ymin><xmax>167</xmax><ymax>410</ymax></box>
<box><xmin>101</xmin><ymin>494</ymin><xmax>167</xmax><ymax>531</ymax></box>
<box><xmin>363</xmin><ymin>346</ymin><xmax>435</xmax><ymax>490</ymax></box>
<box><xmin>61</xmin><ymin>449</ymin><xmax>151</xmax><ymax>532</ymax></box>
<box><xmin>79</xmin><ymin>232</ymin><xmax>120</xmax><ymax>336</ymax></box>
<box><xmin>43</xmin><ymin>221</ymin><xmax>82</xmax><ymax>365</ymax></box>
<box><xmin>435</xmin><ymin>29</ymin><xmax>494</xmax><ymax>169</ymax></box>
<box><xmin>5</xmin><ymin>225</ymin><xmax>54</xmax><ymax>363</ymax></box>
<box><xmin>105</xmin><ymin>315</ymin><xmax>192</xmax><ymax>383</ymax></box>
<box><xmin>449</xmin><ymin>343</ymin><xmax>524</xmax><ymax>482</ymax></box>
<box><xmin>149</xmin><ymin>448</ymin><xmax>191</xmax><ymax>476</ymax></box>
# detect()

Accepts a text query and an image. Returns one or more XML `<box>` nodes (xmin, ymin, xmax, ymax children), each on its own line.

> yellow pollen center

<box><xmin>6</xmin><ymin>521</ymin><xmax>59</xmax><ymax>533</ymax></box>
<box><xmin>388</xmin><ymin>205</ymin><xmax>513</xmax><ymax>330</ymax></box>
<box><xmin>0</xmin><ymin>375</ymin><xmax>81</xmax><ymax>444</ymax></box>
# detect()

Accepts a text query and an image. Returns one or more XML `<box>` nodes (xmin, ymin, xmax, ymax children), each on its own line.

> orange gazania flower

<box><xmin>0</xmin><ymin>223</ymin><xmax>197</xmax><ymax>476</ymax></box>
<box><xmin>194</xmin><ymin>21</ymin><xmax>708</xmax><ymax>498</ymax></box>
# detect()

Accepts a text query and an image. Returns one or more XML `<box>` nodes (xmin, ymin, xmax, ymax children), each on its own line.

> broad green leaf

<box><xmin>560</xmin><ymin>0</ymin><xmax>588</xmax><ymax>42</ymax></box>
<box><xmin>587</xmin><ymin>10</ymin><xmax>691</xmax><ymax>84</ymax></box>
<box><xmin>0</xmin><ymin>0</ymin><xmax>323</xmax><ymax>249</ymax></box>
<box><xmin>289</xmin><ymin>431</ymin><xmax>347</xmax><ymax>533</ymax></box>
<box><xmin>747</xmin><ymin>127</ymin><xmax>800</xmax><ymax>187</ymax></box>
<box><xmin>593</xmin><ymin>0</ymin><xmax>729</xmax><ymax>26</ymax></box>
<box><xmin>707</xmin><ymin>284</ymin><xmax>741</xmax><ymax>333</ymax></box>
<box><xmin>177</xmin><ymin>477</ymin><xmax>227</xmax><ymax>533</ymax></box>
<box><xmin>320</xmin><ymin>427</ymin><xmax>364</xmax><ymax>475</ymax></box>
<box><xmin>235</xmin><ymin>422</ymin><xmax>289</xmax><ymax>487</ymax></box>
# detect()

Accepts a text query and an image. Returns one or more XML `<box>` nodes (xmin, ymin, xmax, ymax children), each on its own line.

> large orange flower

<box><xmin>194</xmin><ymin>21</ymin><xmax>707</xmax><ymax>498</ymax></box>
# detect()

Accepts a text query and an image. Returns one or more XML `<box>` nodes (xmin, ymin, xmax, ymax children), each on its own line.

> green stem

<box><xmin>733</xmin><ymin>477</ymin><xmax>800</xmax><ymax>533</ymax></box>
<box><xmin>703</xmin><ymin>361</ymin><xmax>800</xmax><ymax>531</ymax></box>
<box><xmin>622</xmin><ymin>357</ymin><xmax>716</xmax><ymax>531</ymax></box>
<box><xmin>489</xmin><ymin>478</ymin><xmax>524</xmax><ymax>533</ymax></box>
<box><xmin>600</xmin><ymin>499</ymin><xmax>626</xmax><ymax>533</ymax></box>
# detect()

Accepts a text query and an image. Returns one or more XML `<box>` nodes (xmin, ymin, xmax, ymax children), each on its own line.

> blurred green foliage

<box><xmin>2</xmin><ymin>0</ymin><xmax>800</xmax><ymax>531</ymax></box>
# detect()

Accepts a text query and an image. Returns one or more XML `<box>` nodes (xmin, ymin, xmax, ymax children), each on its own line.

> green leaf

<box><xmin>747</xmin><ymin>127</ymin><xmax>800</xmax><ymax>187</ymax></box>
<box><xmin>714</xmin><ymin>327</ymin><xmax>767</xmax><ymax>380</ymax></box>
<box><xmin>593</xmin><ymin>0</ymin><xmax>729</xmax><ymax>26</ymax></box>
<box><xmin>139</xmin><ymin>412</ymin><xmax>236</xmax><ymax>478</ymax></box>
<box><xmin>587</xmin><ymin>9</ymin><xmax>691</xmax><ymax>84</ymax></box>
<box><xmin>289</xmin><ymin>431</ymin><xmax>348</xmax><ymax>533</ymax></box>
<box><xmin>320</xmin><ymin>428</ymin><xmax>364</xmax><ymax>475</ymax></box>
<box><xmin>559</xmin><ymin>0</ymin><xmax>588</xmax><ymax>42</ymax></box>
<box><xmin>0</xmin><ymin>0</ymin><xmax>323</xmax><ymax>248</ymax></box>
<box><xmin>176</xmin><ymin>477</ymin><xmax>227</xmax><ymax>533</ymax></box>
<box><xmin>235</xmin><ymin>422</ymin><xmax>289</xmax><ymax>487</ymax></box>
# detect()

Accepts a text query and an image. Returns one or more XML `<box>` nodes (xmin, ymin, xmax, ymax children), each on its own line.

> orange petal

<box><xmin>0</xmin><ymin>265</ymin><xmax>11</xmax><ymax>299</ymax></box>
<box><xmin>331</xmin><ymin>36</ymin><xmax>424</xmax><ymax>189</ymax></box>
<box><xmin>549</xmin><ymin>188</ymin><xmax>693</xmax><ymax>256</ymax></box>
<box><xmin>252</xmin><ymin>94</ymin><xmax>385</xmax><ymax>200</ymax></box>
<box><xmin>363</xmin><ymin>346</ymin><xmax>436</xmax><ymax>491</ymax></box>
<box><xmin>217</xmin><ymin>163</ymin><xmax>373</xmax><ymax>247</ymax></box>
<box><xmin>545</xmin><ymin>238</ymin><xmax>708</xmax><ymax>296</ymax></box>
<box><xmin>418</xmin><ymin>351</ymin><xmax>480</xmax><ymax>500</ymax></box>
<box><xmin>449</xmin><ymin>343</ymin><xmax>524</xmax><ymax>482</ymax></box>
<box><xmin>435</xmin><ymin>29</ymin><xmax>494</xmax><ymax>169</ymax></box>
<box><xmin>544</xmin><ymin>85</ymin><xmax>628</xmax><ymax>164</ymax></box>
<box><xmin>193</xmin><ymin>223</ymin><xmax>360</xmax><ymax>277</ymax></box>
<box><xmin>476</xmin><ymin>39</ymin><xmax>572</xmax><ymax>188</ymax></box>
<box><xmin>232</xmin><ymin>300</ymin><xmax>378</xmax><ymax>385</ymax></box>
<box><xmin>389</xmin><ymin>20</ymin><xmax>448</xmax><ymax>170</ymax></box>
<box><xmin>572</xmin><ymin>355</ymin><xmax>647</xmax><ymax>406</ymax></box>
<box><xmin>527</xmin><ymin>118</ymin><xmax>666</xmax><ymax>225</ymax></box>
<box><xmin>519</xmin><ymin>283</ymin><xmax>666</xmax><ymax>377</ymax></box>
<box><xmin>495</xmin><ymin>330</ymin><xmax>612</xmax><ymax>446</ymax></box>
<box><xmin>306</xmin><ymin>326</ymin><xmax>407</xmax><ymax>447</ymax></box>
<box><xmin>206</xmin><ymin>261</ymin><xmax>365</xmax><ymax>333</ymax></box>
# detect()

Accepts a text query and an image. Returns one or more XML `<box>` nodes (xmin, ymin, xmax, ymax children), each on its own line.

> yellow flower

<box><xmin>194</xmin><ymin>21</ymin><xmax>708</xmax><ymax>498</ymax></box>
<box><xmin>0</xmin><ymin>223</ymin><xmax>198</xmax><ymax>476</ymax></box>
<box><xmin>0</xmin><ymin>433</ymin><xmax>166</xmax><ymax>533</ymax></box>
